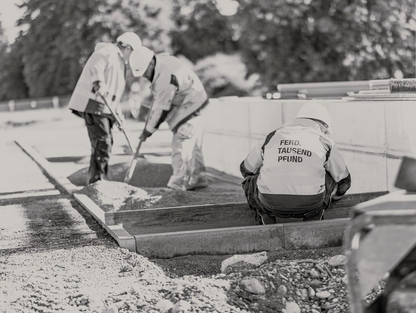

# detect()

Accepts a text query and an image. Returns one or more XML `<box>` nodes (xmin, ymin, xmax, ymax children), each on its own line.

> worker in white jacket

<box><xmin>68</xmin><ymin>32</ymin><xmax>142</xmax><ymax>184</ymax></box>
<box><xmin>128</xmin><ymin>46</ymin><xmax>209</xmax><ymax>191</ymax></box>
<box><xmin>240</xmin><ymin>102</ymin><xmax>351</xmax><ymax>224</ymax></box>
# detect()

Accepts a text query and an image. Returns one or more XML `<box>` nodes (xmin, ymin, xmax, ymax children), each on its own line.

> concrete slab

<box><xmin>0</xmin><ymin>189</ymin><xmax>60</xmax><ymax>201</ymax></box>
<box><xmin>284</xmin><ymin>218</ymin><xmax>350</xmax><ymax>250</ymax></box>
<box><xmin>134</xmin><ymin>224</ymin><xmax>285</xmax><ymax>258</ymax></box>
<box><xmin>15</xmin><ymin>140</ymin><xmax>81</xmax><ymax>195</ymax></box>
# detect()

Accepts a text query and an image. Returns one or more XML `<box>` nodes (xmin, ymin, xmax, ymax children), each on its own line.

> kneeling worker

<box><xmin>128</xmin><ymin>46</ymin><xmax>210</xmax><ymax>191</ymax></box>
<box><xmin>240</xmin><ymin>102</ymin><xmax>351</xmax><ymax>224</ymax></box>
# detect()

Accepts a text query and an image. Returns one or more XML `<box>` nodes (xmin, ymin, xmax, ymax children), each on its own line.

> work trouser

<box><xmin>167</xmin><ymin>114</ymin><xmax>209</xmax><ymax>191</ymax></box>
<box><xmin>84</xmin><ymin>113</ymin><xmax>113</xmax><ymax>184</ymax></box>
<box><xmin>241</xmin><ymin>172</ymin><xmax>337</xmax><ymax>224</ymax></box>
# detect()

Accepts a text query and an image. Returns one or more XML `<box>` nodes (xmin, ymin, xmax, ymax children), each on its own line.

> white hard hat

<box><xmin>296</xmin><ymin>102</ymin><xmax>332</xmax><ymax>129</ymax></box>
<box><xmin>116</xmin><ymin>32</ymin><xmax>142</xmax><ymax>50</ymax></box>
<box><xmin>129</xmin><ymin>46</ymin><xmax>155</xmax><ymax>77</ymax></box>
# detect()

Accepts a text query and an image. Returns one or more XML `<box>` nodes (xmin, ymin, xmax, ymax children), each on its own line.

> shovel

<box><xmin>96</xmin><ymin>92</ymin><xmax>134</xmax><ymax>154</ymax></box>
<box><xmin>124</xmin><ymin>99</ymin><xmax>155</xmax><ymax>184</ymax></box>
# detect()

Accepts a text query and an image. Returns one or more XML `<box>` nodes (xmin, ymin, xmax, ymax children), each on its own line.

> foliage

<box><xmin>193</xmin><ymin>53</ymin><xmax>260</xmax><ymax>97</ymax></box>
<box><xmin>0</xmin><ymin>39</ymin><xmax>29</xmax><ymax>100</ymax></box>
<box><xmin>15</xmin><ymin>0</ymin><xmax>108</xmax><ymax>97</ymax></box>
<box><xmin>0</xmin><ymin>0</ymin><xmax>414</xmax><ymax>100</ymax></box>
<box><xmin>236</xmin><ymin>0</ymin><xmax>416</xmax><ymax>89</ymax></box>
<box><xmin>170</xmin><ymin>0</ymin><xmax>239</xmax><ymax>62</ymax></box>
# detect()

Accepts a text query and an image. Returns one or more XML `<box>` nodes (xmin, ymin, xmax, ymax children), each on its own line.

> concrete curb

<box><xmin>74</xmin><ymin>193</ymin><xmax>136</xmax><ymax>252</ymax></box>
<box><xmin>15</xmin><ymin>139</ymin><xmax>355</xmax><ymax>258</ymax></box>
<box><xmin>15</xmin><ymin>140</ymin><xmax>82</xmax><ymax>195</ymax></box>
<box><xmin>134</xmin><ymin>219</ymin><xmax>350</xmax><ymax>258</ymax></box>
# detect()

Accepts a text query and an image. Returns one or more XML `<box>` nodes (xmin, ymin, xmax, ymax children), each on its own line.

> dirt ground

<box><xmin>0</xmin><ymin>108</ymin><xmax>368</xmax><ymax>313</ymax></box>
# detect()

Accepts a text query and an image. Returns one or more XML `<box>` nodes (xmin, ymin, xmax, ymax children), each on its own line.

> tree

<box><xmin>11</xmin><ymin>0</ymin><xmax>172</xmax><ymax>98</ymax></box>
<box><xmin>0</xmin><ymin>20</ymin><xmax>29</xmax><ymax>100</ymax></box>
<box><xmin>235</xmin><ymin>0</ymin><xmax>416</xmax><ymax>89</ymax></box>
<box><xmin>170</xmin><ymin>0</ymin><xmax>239</xmax><ymax>62</ymax></box>
<box><xmin>15</xmin><ymin>0</ymin><xmax>110</xmax><ymax>97</ymax></box>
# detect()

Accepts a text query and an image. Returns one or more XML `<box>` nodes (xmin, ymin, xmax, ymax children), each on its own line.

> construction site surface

<box><xmin>1</xmin><ymin>107</ymin><xmax>386</xmax><ymax>259</ymax></box>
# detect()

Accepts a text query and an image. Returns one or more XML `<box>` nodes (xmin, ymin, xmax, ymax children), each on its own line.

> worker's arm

<box><xmin>240</xmin><ymin>142</ymin><xmax>265</xmax><ymax>178</ymax></box>
<box><xmin>140</xmin><ymin>76</ymin><xmax>176</xmax><ymax>141</ymax></box>
<box><xmin>324</xmin><ymin>143</ymin><xmax>351</xmax><ymax>199</ymax></box>
<box><xmin>88</xmin><ymin>50</ymin><xmax>110</xmax><ymax>95</ymax></box>
<box><xmin>332</xmin><ymin>174</ymin><xmax>351</xmax><ymax>200</ymax></box>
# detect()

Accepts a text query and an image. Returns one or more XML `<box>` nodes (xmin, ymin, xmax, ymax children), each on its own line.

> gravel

<box><xmin>0</xmin><ymin>110</ymin><xmax>377</xmax><ymax>312</ymax></box>
<box><xmin>1</xmin><ymin>243</ymin><xmax>365</xmax><ymax>313</ymax></box>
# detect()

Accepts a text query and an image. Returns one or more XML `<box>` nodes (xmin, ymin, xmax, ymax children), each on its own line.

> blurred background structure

<box><xmin>0</xmin><ymin>0</ymin><xmax>415</xmax><ymax>104</ymax></box>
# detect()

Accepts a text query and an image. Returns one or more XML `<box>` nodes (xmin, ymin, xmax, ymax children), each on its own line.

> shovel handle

<box><xmin>124</xmin><ymin>138</ymin><xmax>143</xmax><ymax>183</ymax></box>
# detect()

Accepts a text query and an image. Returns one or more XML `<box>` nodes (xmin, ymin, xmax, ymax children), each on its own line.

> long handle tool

<box><xmin>97</xmin><ymin>92</ymin><xmax>134</xmax><ymax>153</ymax></box>
<box><xmin>124</xmin><ymin>100</ymin><xmax>155</xmax><ymax>184</ymax></box>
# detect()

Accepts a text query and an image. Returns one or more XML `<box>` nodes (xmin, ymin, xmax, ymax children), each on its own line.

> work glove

<box><xmin>140</xmin><ymin>129</ymin><xmax>153</xmax><ymax>142</ymax></box>
<box><xmin>92</xmin><ymin>81</ymin><xmax>101</xmax><ymax>93</ymax></box>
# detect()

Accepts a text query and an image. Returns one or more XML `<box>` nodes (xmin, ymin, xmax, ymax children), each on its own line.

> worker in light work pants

<box><xmin>128</xmin><ymin>46</ymin><xmax>209</xmax><ymax>191</ymax></box>
<box><xmin>68</xmin><ymin>32</ymin><xmax>142</xmax><ymax>184</ymax></box>
<box><xmin>240</xmin><ymin>102</ymin><xmax>351</xmax><ymax>224</ymax></box>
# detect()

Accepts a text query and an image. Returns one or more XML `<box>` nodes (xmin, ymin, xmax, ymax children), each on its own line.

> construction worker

<box><xmin>128</xmin><ymin>46</ymin><xmax>209</xmax><ymax>191</ymax></box>
<box><xmin>68</xmin><ymin>32</ymin><xmax>142</xmax><ymax>184</ymax></box>
<box><xmin>240</xmin><ymin>102</ymin><xmax>351</xmax><ymax>224</ymax></box>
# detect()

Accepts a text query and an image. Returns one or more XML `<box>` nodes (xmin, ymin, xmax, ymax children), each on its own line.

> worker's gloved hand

<box><xmin>140</xmin><ymin>129</ymin><xmax>152</xmax><ymax>142</ymax></box>
<box><xmin>92</xmin><ymin>81</ymin><xmax>101</xmax><ymax>93</ymax></box>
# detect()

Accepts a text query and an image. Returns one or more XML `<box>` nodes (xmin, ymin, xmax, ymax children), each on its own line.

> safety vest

<box><xmin>244</xmin><ymin>119</ymin><xmax>350</xmax><ymax>197</ymax></box>
<box><xmin>147</xmin><ymin>53</ymin><xmax>208</xmax><ymax>132</ymax></box>
<box><xmin>68</xmin><ymin>43</ymin><xmax>126</xmax><ymax>115</ymax></box>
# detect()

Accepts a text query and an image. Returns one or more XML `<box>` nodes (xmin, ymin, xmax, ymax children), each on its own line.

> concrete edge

<box><xmin>0</xmin><ymin>189</ymin><xmax>60</xmax><ymax>201</ymax></box>
<box><xmin>14</xmin><ymin>140</ymin><xmax>82</xmax><ymax>195</ymax></box>
<box><xmin>15</xmin><ymin>138</ymin><xmax>351</xmax><ymax>257</ymax></box>
<box><xmin>74</xmin><ymin>193</ymin><xmax>136</xmax><ymax>252</ymax></box>
<box><xmin>14</xmin><ymin>140</ymin><xmax>136</xmax><ymax>252</ymax></box>
<box><xmin>134</xmin><ymin>218</ymin><xmax>351</xmax><ymax>258</ymax></box>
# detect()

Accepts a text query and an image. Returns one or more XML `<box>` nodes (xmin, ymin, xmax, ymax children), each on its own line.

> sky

<box><xmin>0</xmin><ymin>0</ymin><xmax>24</xmax><ymax>43</ymax></box>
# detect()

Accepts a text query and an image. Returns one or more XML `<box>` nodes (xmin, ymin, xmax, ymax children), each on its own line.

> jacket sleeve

<box><xmin>240</xmin><ymin>141</ymin><xmax>264</xmax><ymax>178</ymax></box>
<box><xmin>88</xmin><ymin>50</ymin><xmax>109</xmax><ymax>87</ymax></box>
<box><xmin>324</xmin><ymin>143</ymin><xmax>351</xmax><ymax>197</ymax></box>
<box><xmin>145</xmin><ymin>74</ymin><xmax>177</xmax><ymax>133</ymax></box>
